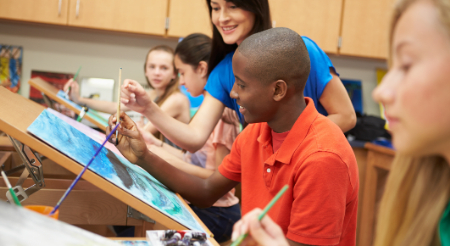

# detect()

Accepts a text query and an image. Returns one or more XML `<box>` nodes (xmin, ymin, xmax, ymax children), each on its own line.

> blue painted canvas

<box><xmin>56</xmin><ymin>90</ymin><xmax>109</xmax><ymax>127</ymax></box>
<box><xmin>27</xmin><ymin>109</ymin><xmax>205</xmax><ymax>232</ymax></box>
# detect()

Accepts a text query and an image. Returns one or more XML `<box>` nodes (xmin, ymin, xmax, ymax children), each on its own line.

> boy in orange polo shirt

<box><xmin>110</xmin><ymin>27</ymin><xmax>359</xmax><ymax>246</ymax></box>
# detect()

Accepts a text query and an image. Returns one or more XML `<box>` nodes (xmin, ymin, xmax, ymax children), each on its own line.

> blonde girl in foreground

<box><xmin>231</xmin><ymin>0</ymin><xmax>450</xmax><ymax>245</ymax></box>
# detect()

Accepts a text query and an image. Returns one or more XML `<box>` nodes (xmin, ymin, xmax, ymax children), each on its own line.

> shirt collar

<box><xmin>257</xmin><ymin>97</ymin><xmax>318</xmax><ymax>165</ymax></box>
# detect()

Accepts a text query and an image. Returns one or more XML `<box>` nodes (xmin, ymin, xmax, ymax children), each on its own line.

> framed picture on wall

<box><xmin>0</xmin><ymin>45</ymin><xmax>23</xmax><ymax>93</ymax></box>
<box><xmin>29</xmin><ymin>70</ymin><xmax>75</xmax><ymax>118</ymax></box>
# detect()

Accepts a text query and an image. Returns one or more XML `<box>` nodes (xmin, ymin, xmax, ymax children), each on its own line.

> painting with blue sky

<box><xmin>27</xmin><ymin>109</ymin><xmax>205</xmax><ymax>232</ymax></box>
<box><xmin>56</xmin><ymin>90</ymin><xmax>109</xmax><ymax>128</ymax></box>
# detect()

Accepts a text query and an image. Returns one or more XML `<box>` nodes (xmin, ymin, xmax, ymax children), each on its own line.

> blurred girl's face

<box><xmin>373</xmin><ymin>0</ymin><xmax>450</xmax><ymax>158</ymax></box>
<box><xmin>174</xmin><ymin>55</ymin><xmax>207</xmax><ymax>97</ymax></box>
<box><xmin>145</xmin><ymin>50</ymin><xmax>176</xmax><ymax>91</ymax></box>
<box><xmin>210</xmin><ymin>0</ymin><xmax>255</xmax><ymax>45</ymax></box>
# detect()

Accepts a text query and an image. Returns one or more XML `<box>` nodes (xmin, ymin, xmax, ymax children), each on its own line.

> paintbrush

<box><xmin>230</xmin><ymin>184</ymin><xmax>289</xmax><ymax>246</ymax></box>
<box><xmin>116</xmin><ymin>68</ymin><xmax>122</xmax><ymax>145</ymax></box>
<box><xmin>49</xmin><ymin>122</ymin><xmax>121</xmax><ymax>216</ymax></box>
<box><xmin>65</xmin><ymin>66</ymin><xmax>82</xmax><ymax>98</ymax></box>
<box><xmin>1</xmin><ymin>170</ymin><xmax>22</xmax><ymax>206</ymax></box>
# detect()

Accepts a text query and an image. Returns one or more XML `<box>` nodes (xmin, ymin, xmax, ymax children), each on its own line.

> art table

<box><xmin>0</xmin><ymin>87</ymin><xmax>215</xmax><ymax>241</ymax></box>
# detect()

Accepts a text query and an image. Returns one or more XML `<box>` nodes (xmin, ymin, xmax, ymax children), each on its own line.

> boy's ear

<box><xmin>197</xmin><ymin>61</ymin><xmax>208</xmax><ymax>78</ymax></box>
<box><xmin>273</xmin><ymin>80</ymin><xmax>287</xmax><ymax>101</ymax></box>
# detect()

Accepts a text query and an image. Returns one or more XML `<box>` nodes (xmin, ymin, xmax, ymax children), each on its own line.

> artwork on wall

<box><xmin>0</xmin><ymin>45</ymin><xmax>22</xmax><ymax>93</ymax></box>
<box><xmin>376</xmin><ymin>68</ymin><xmax>389</xmax><ymax>129</ymax></box>
<box><xmin>30</xmin><ymin>70</ymin><xmax>75</xmax><ymax>118</ymax></box>
<box><xmin>27</xmin><ymin>109</ymin><xmax>205</xmax><ymax>232</ymax></box>
<box><xmin>342</xmin><ymin>79</ymin><xmax>363</xmax><ymax>114</ymax></box>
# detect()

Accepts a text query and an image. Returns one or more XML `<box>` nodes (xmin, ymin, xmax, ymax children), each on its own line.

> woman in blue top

<box><xmin>120</xmin><ymin>0</ymin><xmax>356</xmax><ymax>153</ymax></box>
<box><xmin>232</xmin><ymin>0</ymin><xmax>450</xmax><ymax>245</ymax></box>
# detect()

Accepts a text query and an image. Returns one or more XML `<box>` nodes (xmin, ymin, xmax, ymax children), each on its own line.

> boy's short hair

<box><xmin>237</xmin><ymin>27</ymin><xmax>311</xmax><ymax>92</ymax></box>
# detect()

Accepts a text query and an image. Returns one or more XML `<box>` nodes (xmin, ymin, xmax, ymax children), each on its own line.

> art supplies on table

<box><xmin>146</xmin><ymin>230</ymin><xmax>213</xmax><ymax>246</ymax></box>
<box><xmin>27</xmin><ymin>108</ymin><xmax>206</xmax><ymax>232</ymax></box>
<box><xmin>0</xmin><ymin>200</ymin><xmax>120</xmax><ymax>246</ymax></box>
<box><xmin>1</xmin><ymin>170</ymin><xmax>21</xmax><ymax>206</ymax></box>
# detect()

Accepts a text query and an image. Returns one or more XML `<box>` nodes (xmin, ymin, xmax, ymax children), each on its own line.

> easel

<box><xmin>28</xmin><ymin>77</ymin><xmax>108</xmax><ymax>132</ymax></box>
<box><xmin>0</xmin><ymin>87</ymin><xmax>218</xmax><ymax>245</ymax></box>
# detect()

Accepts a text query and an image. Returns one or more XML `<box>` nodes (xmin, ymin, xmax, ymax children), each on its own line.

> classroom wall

<box><xmin>0</xmin><ymin>21</ymin><xmax>386</xmax><ymax>116</ymax></box>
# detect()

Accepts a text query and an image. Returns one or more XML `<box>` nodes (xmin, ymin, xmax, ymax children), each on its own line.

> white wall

<box><xmin>0</xmin><ymin>21</ymin><xmax>386</xmax><ymax>116</ymax></box>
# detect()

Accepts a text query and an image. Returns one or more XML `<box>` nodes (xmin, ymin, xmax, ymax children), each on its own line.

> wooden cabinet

<box><xmin>167</xmin><ymin>0</ymin><xmax>212</xmax><ymax>38</ymax></box>
<box><xmin>340</xmin><ymin>0</ymin><xmax>395</xmax><ymax>59</ymax></box>
<box><xmin>0</xmin><ymin>0</ymin><xmax>69</xmax><ymax>25</ymax></box>
<box><xmin>269</xmin><ymin>0</ymin><xmax>343</xmax><ymax>54</ymax></box>
<box><xmin>67</xmin><ymin>0</ymin><xmax>168</xmax><ymax>35</ymax></box>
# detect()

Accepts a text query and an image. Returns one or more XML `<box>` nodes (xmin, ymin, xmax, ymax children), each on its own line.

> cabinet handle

<box><xmin>58</xmin><ymin>0</ymin><xmax>62</xmax><ymax>16</ymax></box>
<box><xmin>76</xmin><ymin>0</ymin><xmax>80</xmax><ymax>18</ymax></box>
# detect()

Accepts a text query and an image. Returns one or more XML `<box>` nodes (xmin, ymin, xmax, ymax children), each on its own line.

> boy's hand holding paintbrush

<box><xmin>107</xmin><ymin>112</ymin><xmax>148</xmax><ymax>164</ymax></box>
<box><xmin>232</xmin><ymin>208</ymin><xmax>289</xmax><ymax>246</ymax></box>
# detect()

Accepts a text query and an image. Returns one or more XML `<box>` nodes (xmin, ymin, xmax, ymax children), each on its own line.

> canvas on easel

<box><xmin>27</xmin><ymin>109</ymin><xmax>205</xmax><ymax>232</ymax></box>
<box><xmin>28</xmin><ymin>77</ymin><xmax>108</xmax><ymax>131</ymax></box>
<box><xmin>0</xmin><ymin>87</ymin><xmax>213</xmax><ymax>238</ymax></box>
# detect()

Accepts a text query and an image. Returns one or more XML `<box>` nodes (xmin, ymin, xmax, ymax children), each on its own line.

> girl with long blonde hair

<box><xmin>373</xmin><ymin>0</ymin><xmax>450</xmax><ymax>245</ymax></box>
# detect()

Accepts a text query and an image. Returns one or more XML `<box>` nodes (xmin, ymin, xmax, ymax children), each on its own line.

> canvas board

<box><xmin>27</xmin><ymin>109</ymin><xmax>205</xmax><ymax>232</ymax></box>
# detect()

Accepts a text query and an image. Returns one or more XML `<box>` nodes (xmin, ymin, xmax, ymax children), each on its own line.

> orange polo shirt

<box><xmin>219</xmin><ymin>97</ymin><xmax>359</xmax><ymax>245</ymax></box>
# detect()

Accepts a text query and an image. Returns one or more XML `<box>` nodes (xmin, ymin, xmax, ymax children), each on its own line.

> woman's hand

<box><xmin>63</xmin><ymin>78</ymin><xmax>82</xmax><ymax>104</ymax></box>
<box><xmin>121</xmin><ymin>79</ymin><xmax>154</xmax><ymax>114</ymax></box>
<box><xmin>232</xmin><ymin>208</ymin><xmax>289</xmax><ymax>246</ymax></box>
<box><xmin>107</xmin><ymin>112</ymin><xmax>148</xmax><ymax>164</ymax></box>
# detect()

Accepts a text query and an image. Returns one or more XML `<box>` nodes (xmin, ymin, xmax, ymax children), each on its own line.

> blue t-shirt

<box><xmin>205</xmin><ymin>36</ymin><xmax>337</xmax><ymax>124</ymax></box>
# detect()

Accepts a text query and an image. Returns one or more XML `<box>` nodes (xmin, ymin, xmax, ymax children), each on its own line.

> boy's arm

<box><xmin>320</xmin><ymin>70</ymin><xmax>357</xmax><ymax>133</ymax></box>
<box><xmin>121</xmin><ymin>80</ymin><xmax>224</xmax><ymax>153</ymax></box>
<box><xmin>148</xmin><ymin>145</ymin><xmax>214</xmax><ymax>179</ymax></box>
<box><xmin>108</xmin><ymin>112</ymin><xmax>238</xmax><ymax>207</ymax></box>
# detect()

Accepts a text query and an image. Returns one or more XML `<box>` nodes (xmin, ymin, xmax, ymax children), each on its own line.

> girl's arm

<box><xmin>320</xmin><ymin>71</ymin><xmax>357</xmax><ymax>133</ymax></box>
<box><xmin>63</xmin><ymin>79</ymin><xmax>131</xmax><ymax>114</ymax></box>
<box><xmin>122</xmin><ymin>80</ymin><xmax>224</xmax><ymax>153</ymax></box>
<box><xmin>142</xmin><ymin>92</ymin><xmax>190</xmax><ymax>134</ymax></box>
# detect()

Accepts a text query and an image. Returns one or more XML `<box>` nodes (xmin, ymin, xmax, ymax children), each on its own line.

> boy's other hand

<box><xmin>107</xmin><ymin>112</ymin><xmax>148</xmax><ymax>164</ymax></box>
<box><xmin>232</xmin><ymin>208</ymin><xmax>289</xmax><ymax>246</ymax></box>
<box><xmin>121</xmin><ymin>79</ymin><xmax>153</xmax><ymax>114</ymax></box>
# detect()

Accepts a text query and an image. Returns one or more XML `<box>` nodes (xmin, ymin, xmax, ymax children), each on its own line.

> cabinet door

<box><xmin>167</xmin><ymin>0</ymin><xmax>212</xmax><ymax>38</ymax></box>
<box><xmin>67</xmin><ymin>0</ymin><xmax>167</xmax><ymax>35</ymax></box>
<box><xmin>340</xmin><ymin>0</ymin><xmax>395</xmax><ymax>59</ymax></box>
<box><xmin>0</xmin><ymin>0</ymin><xmax>68</xmax><ymax>25</ymax></box>
<box><xmin>269</xmin><ymin>0</ymin><xmax>343</xmax><ymax>54</ymax></box>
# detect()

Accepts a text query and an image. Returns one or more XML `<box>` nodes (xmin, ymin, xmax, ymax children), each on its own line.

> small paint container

<box><xmin>24</xmin><ymin>205</ymin><xmax>59</xmax><ymax>219</ymax></box>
